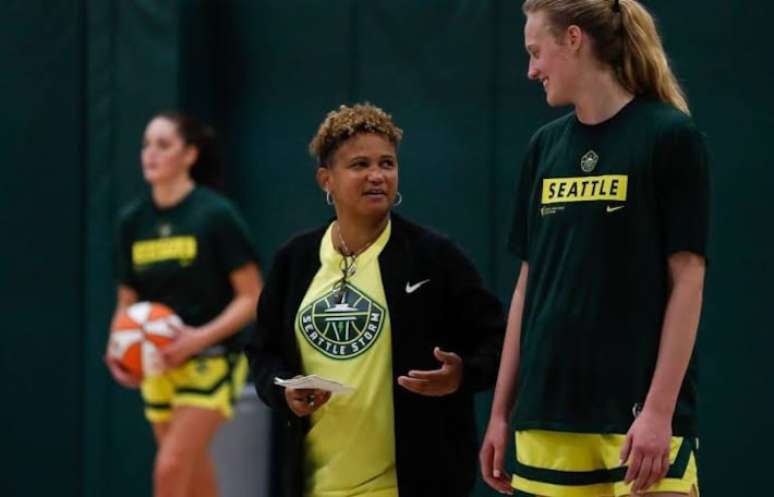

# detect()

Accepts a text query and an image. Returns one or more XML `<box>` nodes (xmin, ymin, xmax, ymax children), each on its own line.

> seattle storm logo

<box><xmin>580</xmin><ymin>150</ymin><xmax>599</xmax><ymax>173</ymax></box>
<box><xmin>298</xmin><ymin>284</ymin><xmax>385</xmax><ymax>359</ymax></box>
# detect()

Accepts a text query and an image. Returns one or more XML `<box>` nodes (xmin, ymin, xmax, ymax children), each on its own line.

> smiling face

<box><xmin>524</xmin><ymin>10</ymin><xmax>580</xmax><ymax>107</ymax></box>
<box><xmin>140</xmin><ymin>117</ymin><xmax>197</xmax><ymax>186</ymax></box>
<box><xmin>317</xmin><ymin>132</ymin><xmax>398</xmax><ymax>223</ymax></box>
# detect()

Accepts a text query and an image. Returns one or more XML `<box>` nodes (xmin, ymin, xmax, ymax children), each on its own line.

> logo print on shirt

<box><xmin>132</xmin><ymin>236</ymin><xmax>197</xmax><ymax>266</ymax></box>
<box><xmin>541</xmin><ymin>175</ymin><xmax>628</xmax><ymax>204</ymax></box>
<box><xmin>298</xmin><ymin>284</ymin><xmax>385</xmax><ymax>360</ymax></box>
<box><xmin>158</xmin><ymin>223</ymin><xmax>173</xmax><ymax>237</ymax></box>
<box><xmin>405</xmin><ymin>279</ymin><xmax>430</xmax><ymax>294</ymax></box>
<box><xmin>606</xmin><ymin>205</ymin><xmax>625</xmax><ymax>213</ymax></box>
<box><xmin>580</xmin><ymin>150</ymin><xmax>599</xmax><ymax>173</ymax></box>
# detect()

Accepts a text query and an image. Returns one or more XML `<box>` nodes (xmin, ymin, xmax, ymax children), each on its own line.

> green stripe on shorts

<box><xmin>513</xmin><ymin>438</ymin><xmax>693</xmax><ymax>486</ymax></box>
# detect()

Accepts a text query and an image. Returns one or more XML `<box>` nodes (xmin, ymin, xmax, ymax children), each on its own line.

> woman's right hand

<box><xmin>480</xmin><ymin>416</ymin><xmax>514</xmax><ymax>495</ymax></box>
<box><xmin>103</xmin><ymin>353</ymin><xmax>141</xmax><ymax>389</ymax></box>
<box><xmin>107</xmin><ymin>286</ymin><xmax>141</xmax><ymax>389</ymax></box>
<box><xmin>285</xmin><ymin>388</ymin><xmax>331</xmax><ymax>417</ymax></box>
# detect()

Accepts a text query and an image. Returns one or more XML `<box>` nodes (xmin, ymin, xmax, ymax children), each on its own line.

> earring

<box><xmin>393</xmin><ymin>192</ymin><xmax>403</xmax><ymax>207</ymax></box>
<box><xmin>325</xmin><ymin>191</ymin><xmax>334</xmax><ymax>206</ymax></box>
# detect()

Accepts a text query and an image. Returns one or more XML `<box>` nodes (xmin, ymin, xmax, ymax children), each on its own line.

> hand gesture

<box><xmin>285</xmin><ymin>388</ymin><xmax>332</xmax><ymax>417</ymax></box>
<box><xmin>397</xmin><ymin>346</ymin><xmax>463</xmax><ymax>397</ymax></box>
<box><xmin>621</xmin><ymin>408</ymin><xmax>673</xmax><ymax>493</ymax></box>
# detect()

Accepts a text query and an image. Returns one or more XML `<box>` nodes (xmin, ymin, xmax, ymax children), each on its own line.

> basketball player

<box><xmin>480</xmin><ymin>1</ymin><xmax>709</xmax><ymax>496</ymax></box>
<box><xmin>106</xmin><ymin>112</ymin><xmax>262</xmax><ymax>497</ymax></box>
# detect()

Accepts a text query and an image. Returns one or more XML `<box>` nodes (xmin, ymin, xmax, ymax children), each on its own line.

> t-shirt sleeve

<box><xmin>507</xmin><ymin>137</ymin><xmax>539</xmax><ymax>260</ymax></box>
<box><xmin>654</xmin><ymin>120</ymin><xmax>710</xmax><ymax>258</ymax></box>
<box><xmin>114</xmin><ymin>211</ymin><xmax>136</xmax><ymax>288</ymax></box>
<box><xmin>212</xmin><ymin>203</ymin><xmax>259</xmax><ymax>274</ymax></box>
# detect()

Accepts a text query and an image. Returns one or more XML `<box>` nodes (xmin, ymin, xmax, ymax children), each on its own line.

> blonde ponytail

<box><xmin>617</xmin><ymin>0</ymin><xmax>689</xmax><ymax>113</ymax></box>
<box><xmin>522</xmin><ymin>0</ymin><xmax>690</xmax><ymax>114</ymax></box>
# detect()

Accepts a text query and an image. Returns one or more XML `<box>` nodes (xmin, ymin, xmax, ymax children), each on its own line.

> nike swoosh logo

<box><xmin>606</xmin><ymin>205</ymin><xmax>625</xmax><ymax>213</ymax></box>
<box><xmin>405</xmin><ymin>279</ymin><xmax>431</xmax><ymax>294</ymax></box>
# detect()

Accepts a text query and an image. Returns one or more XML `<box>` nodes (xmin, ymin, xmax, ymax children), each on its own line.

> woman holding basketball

<box><xmin>105</xmin><ymin>112</ymin><xmax>262</xmax><ymax>497</ymax></box>
<box><xmin>246</xmin><ymin>103</ymin><xmax>504</xmax><ymax>497</ymax></box>
<box><xmin>480</xmin><ymin>1</ymin><xmax>709</xmax><ymax>496</ymax></box>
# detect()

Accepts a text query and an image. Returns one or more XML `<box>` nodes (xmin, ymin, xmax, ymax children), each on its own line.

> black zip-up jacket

<box><xmin>245</xmin><ymin>214</ymin><xmax>505</xmax><ymax>497</ymax></box>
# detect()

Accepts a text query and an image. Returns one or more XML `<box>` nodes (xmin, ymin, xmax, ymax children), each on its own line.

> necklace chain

<box><xmin>335</xmin><ymin>222</ymin><xmax>374</xmax><ymax>259</ymax></box>
<box><xmin>332</xmin><ymin>222</ymin><xmax>378</xmax><ymax>303</ymax></box>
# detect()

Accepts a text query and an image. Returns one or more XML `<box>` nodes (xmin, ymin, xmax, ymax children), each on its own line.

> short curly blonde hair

<box><xmin>309</xmin><ymin>103</ymin><xmax>404</xmax><ymax>167</ymax></box>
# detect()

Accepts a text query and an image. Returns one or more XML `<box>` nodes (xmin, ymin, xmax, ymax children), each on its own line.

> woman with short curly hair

<box><xmin>246</xmin><ymin>103</ymin><xmax>505</xmax><ymax>497</ymax></box>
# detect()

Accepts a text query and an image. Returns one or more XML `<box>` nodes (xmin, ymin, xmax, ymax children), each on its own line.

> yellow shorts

<box><xmin>512</xmin><ymin>430</ymin><xmax>699</xmax><ymax>497</ymax></box>
<box><xmin>141</xmin><ymin>353</ymin><xmax>248</xmax><ymax>423</ymax></box>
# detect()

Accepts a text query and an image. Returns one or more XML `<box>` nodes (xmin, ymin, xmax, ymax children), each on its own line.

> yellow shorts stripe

<box><xmin>512</xmin><ymin>430</ymin><xmax>699</xmax><ymax>497</ymax></box>
<box><xmin>141</xmin><ymin>353</ymin><xmax>248</xmax><ymax>423</ymax></box>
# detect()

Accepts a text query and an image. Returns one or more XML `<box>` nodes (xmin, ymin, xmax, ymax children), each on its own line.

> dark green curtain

<box><xmin>81</xmin><ymin>1</ymin><xmax>185</xmax><ymax>495</ymax></box>
<box><xmin>0</xmin><ymin>2</ymin><xmax>85</xmax><ymax>496</ymax></box>
<box><xmin>1</xmin><ymin>1</ymin><xmax>771</xmax><ymax>496</ymax></box>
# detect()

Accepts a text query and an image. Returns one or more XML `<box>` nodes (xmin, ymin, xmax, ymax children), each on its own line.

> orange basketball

<box><xmin>109</xmin><ymin>302</ymin><xmax>181</xmax><ymax>380</ymax></box>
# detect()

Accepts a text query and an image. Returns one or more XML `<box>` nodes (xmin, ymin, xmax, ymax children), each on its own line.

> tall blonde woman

<box><xmin>480</xmin><ymin>1</ymin><xmax>709</xmax><ymax>496</ymax></box>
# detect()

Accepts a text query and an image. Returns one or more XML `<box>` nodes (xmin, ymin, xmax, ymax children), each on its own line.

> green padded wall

<box><xmin>1</xmin><ymin>2</ymin><xmax>84</xmax><ymax>495</ymax></box>
<box><xmin>1</xmin><ymin>2</ymin><xmax>771</xmax><ymax>496</ymax></box>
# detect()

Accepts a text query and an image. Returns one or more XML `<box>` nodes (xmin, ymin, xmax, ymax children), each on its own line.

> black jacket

<box><xmin>245</xmin><ymin>214</ymin><xmax>505</xmax><ymax>497</ymax></box>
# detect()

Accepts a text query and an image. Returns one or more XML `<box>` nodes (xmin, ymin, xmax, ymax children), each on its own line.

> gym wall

<box><xmin>1</xmin><ymin>1</ymin><xmax>770</xmax><ymax>496</ymax></box>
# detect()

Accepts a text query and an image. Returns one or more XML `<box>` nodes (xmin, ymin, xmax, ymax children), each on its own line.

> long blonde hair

<box><xmin>523</xmin><ymin>0</ymin><xmax>689</xmax><ymax>114</ymax></box>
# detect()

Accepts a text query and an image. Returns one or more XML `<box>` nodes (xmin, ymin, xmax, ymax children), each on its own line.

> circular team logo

<box><xmin>298</xmin><ymin>284</ymin><xmax>385</xmax><ymax>360</ymax></box>
<box><xmin>580</xmin><ymin>150</ymin><xmax>599</xmax><ymax>173</ymax></box>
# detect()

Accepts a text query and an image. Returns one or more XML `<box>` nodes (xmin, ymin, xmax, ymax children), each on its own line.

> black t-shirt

<box><xmin>115</xmin><ymin>186</ymin><xmax>258</xmax><ymax>351</ymax></box>
<box><xmin>508</xmin><ymin>97</ymin><xmax>709</xmax><ymax>436</ymax></box>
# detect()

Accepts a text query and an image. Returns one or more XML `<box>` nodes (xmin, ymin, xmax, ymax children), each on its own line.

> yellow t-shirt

<box><xmin>295</xmin><ymin>220</ymin><xmax>398</xmax><ymax>497</ymax></box>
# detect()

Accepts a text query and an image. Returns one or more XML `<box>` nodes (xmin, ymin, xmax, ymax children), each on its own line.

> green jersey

<box><xmin>116</xmin><ymin>186</ymin><xmax>258</xmax><ymax>351</ymax></box>
<box><xmin>509</xmin><ymin>97</ymin><xmax>709</xmax><ymax>436</ymax></box>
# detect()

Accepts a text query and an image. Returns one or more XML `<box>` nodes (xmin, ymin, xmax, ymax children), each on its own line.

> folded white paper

<box><xmin>274</xmin><ymin>375</ymin><xmax>354</xmax><ymax>394</ymax></box>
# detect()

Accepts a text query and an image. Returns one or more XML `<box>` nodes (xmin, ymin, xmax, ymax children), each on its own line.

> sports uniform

<box><xmin>116</xmin><ymin>185</ymin><xmax>258</xmax><ymax>422</ymax></box>
<box><xmin>508</xmin><ymin>97</ymin><xmax>709</xmax><ymax>496</ymax></box>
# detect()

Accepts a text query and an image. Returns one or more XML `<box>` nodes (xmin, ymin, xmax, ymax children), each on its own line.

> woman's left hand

<box><xmin>161</xmin><ymin>324</ymin><xmax>207</xmax><ymax>370</ymax></box>
<box><xmin>397</xmin><ymin>347</ymin><xmax>463</xmax><ymax>397</ymax></box>
<box><xmin>620</xmin><ymin>407</ymin><xmax>673</xmax><ymax>493</ymax></box>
